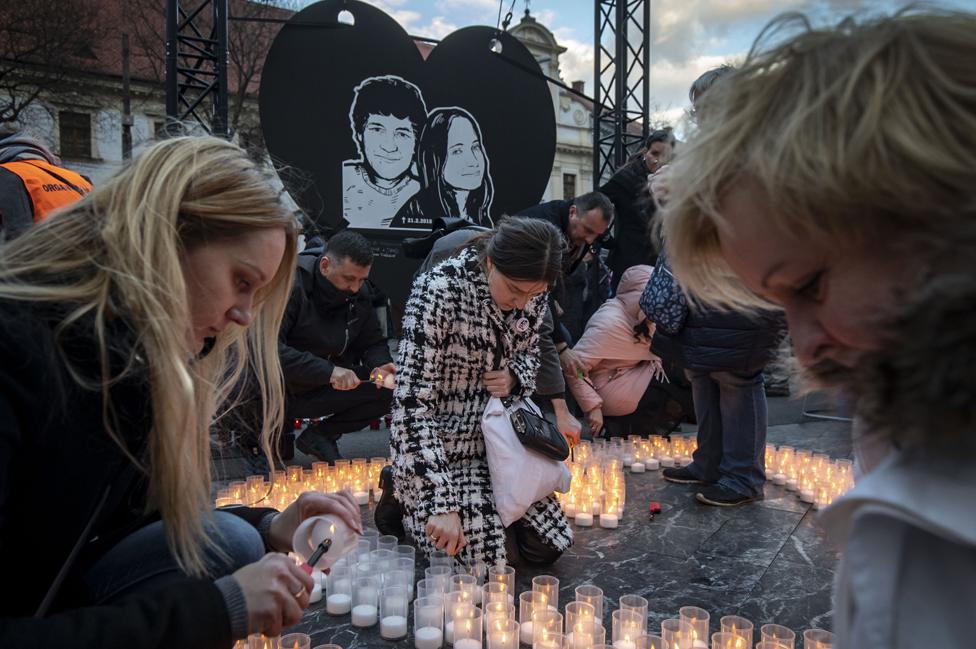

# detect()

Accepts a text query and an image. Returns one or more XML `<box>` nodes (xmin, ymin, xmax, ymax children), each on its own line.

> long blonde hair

<box><xmin>661</xmin><ymin>8</ymin><xmax>976</xmax><ymax>309</ymax></box>
<box><xmin>0</xmin><ymin>136</ymin><xmax>298</xmax><ymax>575</ymax></box>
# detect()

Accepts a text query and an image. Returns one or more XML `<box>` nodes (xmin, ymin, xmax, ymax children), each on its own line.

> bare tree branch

<box><xmin>0</xmin><ymin>0</ymin><xmax>110</xmax><ymax>124</ymax></box>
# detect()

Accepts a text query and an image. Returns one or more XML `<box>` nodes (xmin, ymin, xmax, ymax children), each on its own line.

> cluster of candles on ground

<box><xmin>764</xmin><ymin>445</ymin><xmax>854</xmax><ymax>510</ymax></box>
<box><xmin>214</xmin><ymin>458</ymin><xmax>391</xmax><ymax>510</ymax></box>
<box><xmin>262</xmin><ymin>541</ymin><xmax>837</xmax><ymax>649</ymax></box>
<box><xmin>555</xmin><ymin>435</ymin><xmax>697</xmax><ymax>528</ymax></box>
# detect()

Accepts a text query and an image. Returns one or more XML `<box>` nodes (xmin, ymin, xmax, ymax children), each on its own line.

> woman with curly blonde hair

<box><xmin>661</xmin><ymin>8</ymin><xmax>976</xmax><ymax>648</ymax></box>
<box><xmin>0</xmin><ymin>136</ymin><xmax>361</xmax><ymax>648</ymax></box>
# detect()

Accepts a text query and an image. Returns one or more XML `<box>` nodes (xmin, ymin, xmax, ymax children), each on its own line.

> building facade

<box><xmin>510</xmin><ymin>10</ymin><xmax>595</xmax><ymax>201</ymax></box>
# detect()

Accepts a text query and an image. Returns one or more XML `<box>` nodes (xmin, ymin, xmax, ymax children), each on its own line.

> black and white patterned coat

<box><xmin>391</xmin><ymin>248</ymin><xmax>573</xmax><ymax>564</ymax></box>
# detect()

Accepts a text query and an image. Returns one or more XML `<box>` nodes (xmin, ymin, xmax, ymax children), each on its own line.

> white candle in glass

<box><xmin>599</xmin><ymin>513</ymin><xmax>619</xmax><ymax>528</ymax></box>
<box><xmin>351</xmin><ymin>604</ymin><xmax>377</xmax><ymax>627</ymax></box>
<box><xmin>381</xmin><ymin>615</ymin><xmax>408</xmax><ymax>639</ymax></box>
<box><xmin>416</xmin><ymin>626</ymin><xmax>445</xmax><ymax>649</ymax></box>
<box><xmin>487</xmin><ymin>620</ymin><xmax>520</xmax><ymax>649</ymax></box>
<box><xmin>325</xmin><ymin>592</ymin><xmax>351</xmax><ymax>614</ymax></box>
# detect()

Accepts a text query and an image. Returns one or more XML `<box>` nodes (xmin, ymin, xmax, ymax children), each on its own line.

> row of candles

<box><xmin>313</xmin><ymin>546</ymin><xmax>837</xmax><ymax>649</ymax></box>
<box><xmin>764</xmin><ymin>445</ymin><xmax>854</xmax><ymax>510</ymax></box>
<box><xmin>576</xmin><ymin>436</ymin><xmax>699</xmax><ymax>473</ymax></box>
<box><xmin>215</xmin><ymin>458</ymin><xmax>392</xmax><ymax>510</ymax></box>
<box><xmin>553</xmin><ymin>435</ymin><xmax>698</xmax><ymax>528</ymax></box>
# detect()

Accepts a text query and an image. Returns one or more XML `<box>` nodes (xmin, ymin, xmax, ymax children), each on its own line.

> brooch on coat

<box><xmin>514</xmin><ymin>317</ymin><xmax>530</xmax><ymax>333</ymax></box>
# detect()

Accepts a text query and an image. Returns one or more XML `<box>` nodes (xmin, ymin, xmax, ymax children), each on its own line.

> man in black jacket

<box><xmin>517</xmin><ymin>192</ymin><xmax>612</xmax><ymax>437</ymax></box>
<box><xmin>517</xmin><ymin>192</ymin><xmax>613</xmax><ymax>373</ymax></box>
<box><xmin>281</xmin><ymin>230</ymin><xmax>394</xmax><ymax>461</ymax></box>
<box><xmin>600</xmin><ymin>129</ymin><xmax>674</xmax><ymax>289</ymax></box>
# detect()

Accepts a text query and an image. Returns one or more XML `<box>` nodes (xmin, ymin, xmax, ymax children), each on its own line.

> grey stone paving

<box><xmin>214</xmin><ymin>392</ymin><xmax>851</xmax><ymax>647</ymax></box>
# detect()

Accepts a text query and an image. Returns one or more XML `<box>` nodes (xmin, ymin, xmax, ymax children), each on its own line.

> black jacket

<box><xmin>600</xmin><ymin>158</ymin><xmax>658</xmax><ymax>285</ymax></box>
<box><xmin>0</xmin><ymin>299</ymin><xmax>271</xmax><ymax>648</ymax></box>
<box><xmin>517</xmin><ymin>199</ymin><xmax>601</xmax><ymax>346</ymax></box>
<box><xmin>652</xmin><ymin>304</ymin><xmax>786</xmax><ymax>375</ymax></box>
<box><xmin>279</xmin><ymin>253</ymin><xmax>392</xmax><ymax>394</ymax></box>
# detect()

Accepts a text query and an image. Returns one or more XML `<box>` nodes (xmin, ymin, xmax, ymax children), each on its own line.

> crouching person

<box><xmin>389</xmin><ymin>217</ymin><xmax>574</xmax><ymax>565</ymax></box>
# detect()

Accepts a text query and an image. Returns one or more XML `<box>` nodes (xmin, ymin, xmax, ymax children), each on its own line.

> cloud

<box><xmin>551</xmin><ymin>30</ymin><xmax>594</xmax><ymax>90</ymax></box>
<box><xmin>434</xmin><ymin>0</ymin><xmax>498</xmax><ymax>12</ymax></box>
<box><xmin>366</xmin><ymin>0</ymin><xmax>424</xmax><ymax>31</ymax></box>
<box><xmin>417</xmin><ymin>15</ymin><xmax>461</xmax><ymax>39</ymax></box>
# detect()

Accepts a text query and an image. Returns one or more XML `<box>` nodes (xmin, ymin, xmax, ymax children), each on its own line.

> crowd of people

<box><xmin>0</xmin><ymin>6</ymin><xmax>973</xmax><ymax>649</ymax></box>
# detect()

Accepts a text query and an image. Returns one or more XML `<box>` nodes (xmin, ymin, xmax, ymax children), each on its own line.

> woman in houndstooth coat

<box><xmin>390</xmin><ymin>218</ymin><xmax>574</xmax><ymax>566</ymax></box>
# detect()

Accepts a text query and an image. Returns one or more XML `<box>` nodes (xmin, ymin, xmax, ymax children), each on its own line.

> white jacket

<box><xmin>820</xmin><ymin>449</ymin><xmax>976</xmax><ymax>648</ymax></box>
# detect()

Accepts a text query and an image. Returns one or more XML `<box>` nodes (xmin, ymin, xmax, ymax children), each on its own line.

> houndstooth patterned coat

<box><xmin>390</xmin><ymin>248</ymin><xmax>573</xmax><ymax>565</ymax></box>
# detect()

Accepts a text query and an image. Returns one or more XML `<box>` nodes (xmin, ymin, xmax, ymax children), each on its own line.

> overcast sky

<box><xmin>304</xmin><ymin>0</ymin><xmax>976</xmax><ymax>130</ymax></box>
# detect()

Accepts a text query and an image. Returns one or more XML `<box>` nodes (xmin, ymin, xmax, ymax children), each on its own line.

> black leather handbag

<box><xmin>505</xmin><ymin>397</ymin><xmax>571</xmax><ymax>461</ymax></box>
<box><xmin>491</xmin><ymin>325</ymin><xmax>570</xmax><ymax>462</ymax></box>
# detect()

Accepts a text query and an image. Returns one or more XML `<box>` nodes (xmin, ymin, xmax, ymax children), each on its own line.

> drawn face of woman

<box><xmin>442</xmin><ymin>117</ymin><xmax>485</xmax><ymax>191</ymax></box>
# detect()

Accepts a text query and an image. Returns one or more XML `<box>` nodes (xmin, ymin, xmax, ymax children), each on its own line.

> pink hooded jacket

<box><xmin>565</xmin><ymin>265</ymin><xmax>663</xmax><ymax>416</ymax></box>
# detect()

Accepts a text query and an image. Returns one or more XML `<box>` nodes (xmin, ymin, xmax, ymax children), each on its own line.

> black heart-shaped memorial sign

<box><xmin>260</xmin><ymin>0</ymin><xmax>556</xmax><ymax>305</ymax></box>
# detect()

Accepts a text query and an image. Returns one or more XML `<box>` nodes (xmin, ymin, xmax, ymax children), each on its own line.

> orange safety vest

<box><xmin>0</xmin><ymin>159</ymin><xmax>92</xmax><ymax>223</ymax></box>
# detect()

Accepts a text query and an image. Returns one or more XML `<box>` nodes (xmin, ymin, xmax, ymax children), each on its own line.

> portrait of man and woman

<box><xmin>341</xmin><ymin>75</ymin><xmax>494</xmax><ymax>231</ymax></box>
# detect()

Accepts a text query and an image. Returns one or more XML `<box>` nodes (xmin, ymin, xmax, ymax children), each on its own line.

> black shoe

<box><xmin>662</xmin><ymin>466</ymin><xmax>708</xmax><ymax>485</ymax></box>
<box><xmin>295</xmin><ymin>428</ymin><xmax>343</xmax><ymax>462</ymax></box>
<box><xmin>374</xmin><ymin>465</ymin><xmax>406</xmax><ymax>542</ymax></box>
<box><xmin>695</xmin><ymin>484</ymin><xmax>758</xmax><ymax>507</ymax></box>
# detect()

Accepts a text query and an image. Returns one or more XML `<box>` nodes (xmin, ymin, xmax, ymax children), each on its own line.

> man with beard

<box><xmin>279</xmin><ymin>230</ymin><xmax>394</xmax><ymax>461</ymax></box>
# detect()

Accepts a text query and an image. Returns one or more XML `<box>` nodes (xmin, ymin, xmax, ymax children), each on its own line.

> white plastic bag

<box><xmin>481</xmin><ymin>396</ymin><xmax>572</xmax><ymax>527</ymax></box>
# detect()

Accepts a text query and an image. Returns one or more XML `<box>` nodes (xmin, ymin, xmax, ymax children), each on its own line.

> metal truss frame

<box><xmin>592</xmin><ymin>0</ymin><xmax>650</xmax><ymax>188</ymax></box>
<box><xmin>165</xmin><ymin>0</ymin><xmax>229</xmax><ymax>137</ymax></box>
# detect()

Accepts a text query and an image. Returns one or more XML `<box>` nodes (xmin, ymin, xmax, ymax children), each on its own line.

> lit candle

<box><xmin>488</xmin><ymin>630</ymin><xmax>518</xmax><ymax>649</ymax></box>
<box><xmin>630</xmin><ymin>462</ymin><xmax>646</xmax><ymax>473</ymax></box>
<box><xmin>576</xmin><ymin>512</ymin><xmax>593</xmax><ymax>526</ymax></box>
<box><xmin>599</xmin><ymin>513</ymin><xmax>619</xmax><ymax>528</ymax></box>
<box><xmin>351</xmin><ymin>603</ymin><xmax>378</xmax><ymax>626</ymax></box>
<box><xmin>659</xmin><ymin>455</ymin><xmax>675</xmax><ymax>468</ymax></box>
<box><xmin>454</xmin><ymin>640</ymin><xmax>482</xmax><ymax>649</ymax></box>
<box><xmin>644</xmin><ymin>458</ymin><xmax>660</xmax><ymax>470</ymax></box>
<box><xmin>415</xmin><ymin>626</ymin><xmax>444</xmax><ymax>649</ymax></box>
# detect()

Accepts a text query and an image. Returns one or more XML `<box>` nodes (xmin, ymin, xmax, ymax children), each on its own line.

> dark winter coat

<box><xmin>600</xmin><ymin>158</ymin><xmax>658</xmax><ymax>284</ymax></box>
<box><xmin>652</xmin><ymin>304</ymin><xmax>785</xmax><ymax>375</ymax></box>
<box><xmin>279</xmin><ymin>254</ymin><xmax>393</xmax><ymax>394</ymax></box>
<box><xmin>0</xmin><ymin>299</ymin><xmax>271</xmax><ymax>648</ymax></box>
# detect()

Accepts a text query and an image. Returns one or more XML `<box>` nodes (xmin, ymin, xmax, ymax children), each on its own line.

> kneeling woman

<box><xmin>391</xmin><ymin>217</ymin><xmax>573</xmax><ymax>565</ymax></box>
<box><xmin>0</xmin><ymin>137</ymin><xmax>362</xmax><ymax>648</ymax></box>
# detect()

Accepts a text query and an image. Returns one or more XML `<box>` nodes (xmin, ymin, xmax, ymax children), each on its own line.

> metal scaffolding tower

<box><xmin>165</xmin><ymin>0</ymin><xmax>229</xmax><ymax>137</ymax></box>
<box><xmin>593</xmin><ymin>0</ymin><xmax>650</xmax><ymax>188</ymax></box>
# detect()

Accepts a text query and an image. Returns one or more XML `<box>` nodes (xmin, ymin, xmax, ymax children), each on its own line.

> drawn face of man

<box><xmin>361</xmin><ymin>113</ymin><xmax>416</xmax><ymax>181</ymax></box>
<box><xmin>442</xmin><ymin>117</ymin><xmax>485</xmax><ymax>191</ymax></box>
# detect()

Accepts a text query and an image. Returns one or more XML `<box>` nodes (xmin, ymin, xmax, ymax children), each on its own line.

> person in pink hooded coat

<box><xmin>565</xmin><ymin>265</ymin><xmax>666</xmax><ymax>435</ymax></box>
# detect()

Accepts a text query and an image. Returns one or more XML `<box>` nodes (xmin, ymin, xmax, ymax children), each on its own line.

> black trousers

<box><xmin>288</xmin><ymin>382</ymin><xmax>393</xmax><ymax>437</ymax></box>
<box><xmin>504</xmin><ymin>520</ymin><xmax>564</xmax><ymax>566</ymax></box>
